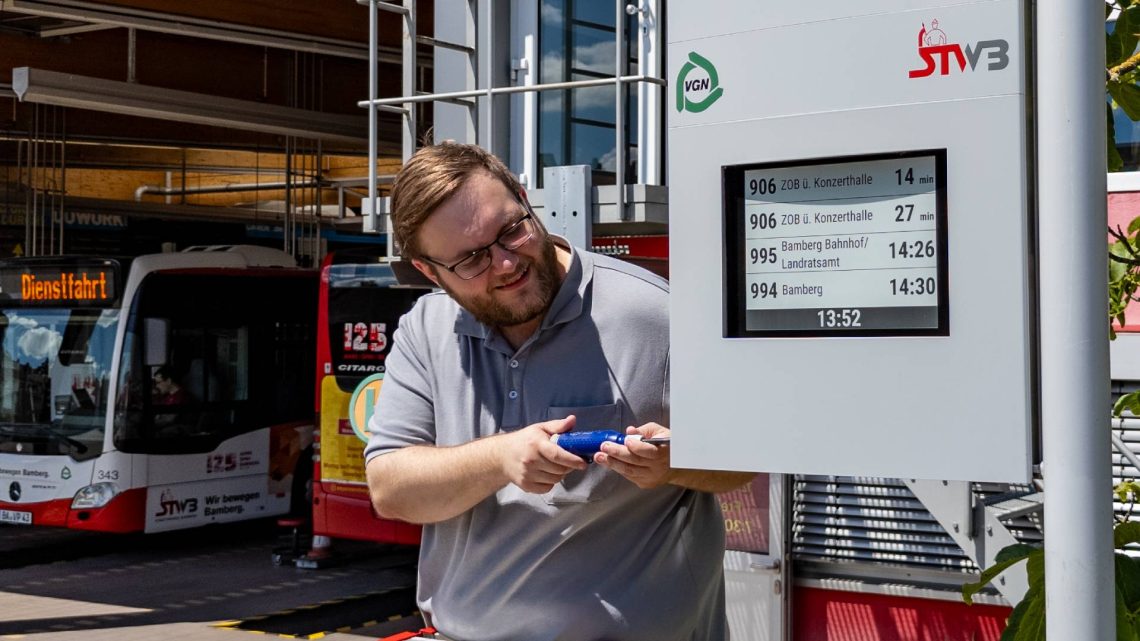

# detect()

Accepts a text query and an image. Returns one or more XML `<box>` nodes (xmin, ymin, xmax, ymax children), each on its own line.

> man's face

<box><xmin>412</xmin><ymin>170</ymin><xmax>561</xmax><ymax>329</ymax></box>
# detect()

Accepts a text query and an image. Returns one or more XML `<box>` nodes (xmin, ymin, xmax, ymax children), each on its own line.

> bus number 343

<box><xmin>344</xmin><ymin>323</ymin><xmax>388</xmax><ymax>353</ymax></box>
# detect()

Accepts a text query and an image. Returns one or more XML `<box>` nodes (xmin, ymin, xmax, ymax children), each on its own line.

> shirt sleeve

<box><xmin>363</xmin><ymin>304</ymin><xmax>437</xmax><ymax>462</ymax></box>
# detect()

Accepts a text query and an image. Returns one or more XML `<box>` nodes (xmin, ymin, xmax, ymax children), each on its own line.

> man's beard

<box><xmin>438</xmin><ymin>234</ymin><xmax>561</xmax><ymax>329</ymax></box>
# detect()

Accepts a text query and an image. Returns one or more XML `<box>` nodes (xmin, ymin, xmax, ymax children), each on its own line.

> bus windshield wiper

<box><xmin>0</xmin><ymin>422</ymin><xmax>88</xmax><ymax>454</ymax></box>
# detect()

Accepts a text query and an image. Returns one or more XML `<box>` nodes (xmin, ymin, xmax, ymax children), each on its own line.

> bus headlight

<box><xmin>71</xmin><ymin>482</ymin><xmax>119</xmax><ymax>509</ymax></box>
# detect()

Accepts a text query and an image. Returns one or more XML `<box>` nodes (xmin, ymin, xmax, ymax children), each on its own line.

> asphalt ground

<box><xmin>0</xmin><ymin>520</ymin><xmax>422</xmax><ymax>640</ymax></box>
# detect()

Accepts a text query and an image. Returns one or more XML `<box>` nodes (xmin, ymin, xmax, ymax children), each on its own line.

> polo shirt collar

<box><xmin>453</xmin><ymin>235</ymin><xmax>593</xmax><ymax>344</ymax></box>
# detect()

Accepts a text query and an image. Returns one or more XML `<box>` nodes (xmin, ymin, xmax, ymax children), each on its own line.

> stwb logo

<box><xmin>154</xmin><ymin>489</ymin><xmax>198</xmax><ymax>517</ymax></box>
<box><xmin>676</xmin><ymin>51</ymin><xmax>723</xmax><ymax>113</ymax></box>
<box><xmin>908</xmin><ymin>19</ymin><xmax>1009</xmax><ymax>79</ymax></box>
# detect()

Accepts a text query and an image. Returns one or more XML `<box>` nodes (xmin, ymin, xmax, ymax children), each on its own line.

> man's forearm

<box><xmin>367</xmin><ymin>438</ymin><xmax>507</xmax><ymax>524</ymax></box>
<box><xmin>668</xmin><ymin>469</ymin><xmax>757</xmax><ymax>494</ymax></box>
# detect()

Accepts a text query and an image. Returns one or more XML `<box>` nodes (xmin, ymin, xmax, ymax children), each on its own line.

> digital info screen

<box><xmin>723</xmin><ymin>150</ymin><xmax>948</xmax><ymax>337</ymax></box>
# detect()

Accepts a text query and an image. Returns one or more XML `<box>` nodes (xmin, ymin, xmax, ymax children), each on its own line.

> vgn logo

<box><xmin>908</xmin><ymin>19</ymin><xmax>1009</xmax><ymax>78</ymax></box>
<box><xmin>676</xmin><ymin>51</ymin><xmax>723</xmax><ymax>113</ymax></box>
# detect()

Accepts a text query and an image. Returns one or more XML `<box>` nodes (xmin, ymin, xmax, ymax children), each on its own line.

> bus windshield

<box><xmin>0</xmin><ymin>308</ymin><xmax>119</xmax><ymax>461</ymax></box>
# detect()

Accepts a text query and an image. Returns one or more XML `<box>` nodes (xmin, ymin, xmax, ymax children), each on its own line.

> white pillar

<box><xmin>1038</xmin><ymin>0</ymin><xmax>1114</xmax><ymax>638</ymax></box>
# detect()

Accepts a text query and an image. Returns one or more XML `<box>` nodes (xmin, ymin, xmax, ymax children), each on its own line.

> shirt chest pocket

<box><xmin>544</xmin><ymin>403</ymin><xmax>624</xmax><ymax>505</ymax></box>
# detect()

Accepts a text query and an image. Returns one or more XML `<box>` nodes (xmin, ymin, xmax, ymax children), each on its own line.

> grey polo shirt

<box><xmin>365</xmin><ymin>241</ymin><xmax>727</xmax><ymax>641</ymax></box>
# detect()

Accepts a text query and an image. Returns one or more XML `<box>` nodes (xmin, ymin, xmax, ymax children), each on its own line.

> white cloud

<box><xmin>596</xmin><ymin>146</ymin><xmax>617</xmax><ymax>172</ymax></box>
<box><xmin>541</xmin><ymin>1</ymin><xmax>562</xmax><ymax>26</ymax></box>
<box><xmin>540</xmin><ymin>38</ymin><xmax>618</xmax><ymax>114</ymax></box>
<box><xmin>18</xmin><ymin>326</ymin><xmax>61</xmax><ymax>363</ymax></box>
<box><xmin>8</xmin><ymin>315</ymin><xmax>37</xmax><ymax>330</ymax></box>
<box><xmin>574</xmin><ymin>40</ymin><xmax>615</xmax><ymax>72</ymax></box>
<box><xmin>541</xmin><ymin>85</ymin><xmax>615</xmax><ymax>115</ymax></box>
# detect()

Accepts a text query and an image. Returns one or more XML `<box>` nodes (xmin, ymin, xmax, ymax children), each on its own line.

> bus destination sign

<box><xmin>0</xmin><ymin>262</ymin><xmax>119</xmax><ymax>307</ymax></box>
<box><xmin>724</xmin><ymin>150</ymin><xmax>948</xmax><ymax>337</ymax></box>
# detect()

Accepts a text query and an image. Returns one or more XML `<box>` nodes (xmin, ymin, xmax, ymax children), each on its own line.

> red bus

<box><xmin>312</xmin><ymin>249</ymin><xmax>430</xmax><ymax>545</ymax></box>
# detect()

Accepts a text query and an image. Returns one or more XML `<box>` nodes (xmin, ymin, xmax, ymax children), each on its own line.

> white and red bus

<box><xmin>312</xmin><ymin>249</ymin><xmax>429</xmax><ymax>545</ymax></box>
<box><xmin>0</xmin><ymin>245</ymin><xmax>318</xmax><ymax>533</ymax></box>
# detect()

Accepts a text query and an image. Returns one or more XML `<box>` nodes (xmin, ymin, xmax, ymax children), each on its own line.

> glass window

<box><xmin>571</xmin><ymin>25</ymin><xmax>616</xmax><ymax>76</ymax></box>
<box><xmin>538</xmin><ymin>0</ymin><xmax>640</xmax><ymax>187</ymax></box>
<box><xmin>572</xmin><ymin>2</ymin><xmax>614</xmax><ymax>27</ymax></box>
<box><xmin>0</xmin><ymin>308</ymin><xmax>118</xmax><ymax>461</ymax></box>
<box><xmin>572</xmin><ymin>122</ymin><xmax>619</xmax><ymax>173</ymax></box>
<box><xmin>113</xmin><ymin>272</ymin><xmax>315</xmax><ymax>454</ymax></box>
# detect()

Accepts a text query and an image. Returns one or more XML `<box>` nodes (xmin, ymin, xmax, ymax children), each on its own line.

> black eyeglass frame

<box><xmin>419</xmin><ymin>203</ymin><xmax>540</xmax><ymax>280</ymax></box>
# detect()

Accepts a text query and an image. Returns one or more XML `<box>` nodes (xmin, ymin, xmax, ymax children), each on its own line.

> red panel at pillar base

<box><xmin>793</xmin><ymin>586</ymin><xmax>1011</xmax><ymax>641</ymax></box>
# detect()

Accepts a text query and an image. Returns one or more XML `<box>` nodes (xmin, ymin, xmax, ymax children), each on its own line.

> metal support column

<box><xmin>402</xmin><ymin>0</ymin><xmax>416</xmax><ymax>163</ymax></box>
<box><xmin>1038</xmin><ymin>0</ymin><xmax>1114</xmax><ymax>638</ymax></box>
<box><xmin>614</xmin><ymin>1</ymin><xmax>626</xmax><ymax>222</ymax></box>
<box><xmin>366</xmin><ymin>0</ymin><xmax>379</xmax><ymax>235</ymax></box>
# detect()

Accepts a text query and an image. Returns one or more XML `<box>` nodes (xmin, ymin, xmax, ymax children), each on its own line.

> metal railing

<box><xmin>356</xmin><ymin>0</ymin><xmax>665</xmax><ymax>247</ymax></box>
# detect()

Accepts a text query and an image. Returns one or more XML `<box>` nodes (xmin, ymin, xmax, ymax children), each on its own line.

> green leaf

<box><xmin>1116</xmin><ymin>481</ymin><xmax>1140</xmax><ymax>504</ymax></box>
<box><xmin>1110</xmin><ymin>242</ymin><xmax>1134</xmax><ymax>282</ymax></box>
<box><xmin>1114</xmin><ymin>392</ymin><xmax>1140</xmax><ymax>417</ymax></box>
<box><xmin>1118</xmin><ymin>586</ymin><xmax>1137</xmax><ymax>641</ymax></box>
<box><xmin>1117</xmin><ymin>553</ymin><xmax>1140</xmax><ymax>613</ymax></box>
<box><xmin>1001</xmin><ymin>595</ymin><xmax>1031</xmax><ymax>641</ymax></box>
<box><xmin>1110</xmin><ymin>82</ymin><xmax>1140</xmax><ymax>122</ymax></box>
<box><xmin>1112</xmin><ymin>6</ymin><xmax>1140</xmax><ymax>68</ymax></box>
<box><xmin>997</xmin><ymin>543</ymin><xmax>1040</xmax><ymax>566</ymax></box>
<box><xmin>962</xmin><ymin>543</ymin><xmax>1038</xmax><ymax>605</ymax></box>
<box><xmin>1125</xmin><ymin>7</ymin><xmax>1140</xmax><ymax>56</ymax></box>
<box><xmin>1012</xmin><ymin>584</ymin><xmax>1046</xmax><ymax>641</ymax></box>
<box><xmin>1025</xmin><ymin>547</ymin><xmax>1045</xmax><ymax>589</ymax></box>
<box><xmin>1116</xmin><ymin>394</ymin><xmax>1132</xmax><ymax>417</ymax></box>
<box><xmin>1118</xmin><ymin>522</ymin><xmax>1140</xmax><ymax>548</ymax></box>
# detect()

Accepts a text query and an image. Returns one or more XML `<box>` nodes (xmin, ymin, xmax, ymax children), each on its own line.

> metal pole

<box><xmin>614</xmin><ymin>0</ymin><xmax>625</xmax><ymax>222</ymax></box>
<box><xmin>1038</xmin><ymin>0</ymin><xmax>1114</xmax><ymax>638</ymax></box>
<box><xmin>636</xmin><ymin>3</ymin><xmax>648</xmax><ymax>185</ymax></box>
<box><xmin>127</xmin><ymin>27</ymin><xmax>136</xmax><ymax>83</ymax></box>
<box><xmin>485</xmin><ymin>0</ymin><xmax>493</xmax><ymax>152</ymax></box>
<box><xmin>368</xmin><ymin>0</ymin><xmax>378</xmax><ymax>235</ymax></box>
<box><xmin>404</xmin><ymin>0</ymin><xmax>416</xmax><ymax>163</ymax></box>
<box><xmin>358</xmin><ymin>74</ymin><xmax>666</xmax><ymax>107</ymax></box>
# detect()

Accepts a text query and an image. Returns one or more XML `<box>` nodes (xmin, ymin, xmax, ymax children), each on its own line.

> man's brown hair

<box><xmin>390</xmin><ymin>142</ymin><xmax>523</xmax><ymax>259</ymax></box>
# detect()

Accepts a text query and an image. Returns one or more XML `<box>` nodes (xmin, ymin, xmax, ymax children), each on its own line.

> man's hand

<box><xmin>500</xmin><ymin>415</ymin><xmax>589</xmax><ymax>493</ymax></box>
<box><xmin>595</xmin><ymin>423</ymin><xmax>673</xmax><ymax>489</ymax></box>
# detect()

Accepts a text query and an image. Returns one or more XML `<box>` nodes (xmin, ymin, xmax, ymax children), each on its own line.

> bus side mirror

<box><xmin>144</xmin><ymin>318</ymin><xmax>169</xmax><ymax>367</ymax></box>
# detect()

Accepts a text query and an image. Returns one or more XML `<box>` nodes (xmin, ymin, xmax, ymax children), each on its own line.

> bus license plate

<box><xmin>0</xmin><ymin>510</ymin><xmax>32</xmax><ymax>525</ymax></box>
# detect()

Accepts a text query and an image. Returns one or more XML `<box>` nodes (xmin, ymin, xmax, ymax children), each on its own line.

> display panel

<box><xmin>724</xmin><ymin>150</ymin><xmax>948</xmax><ymax>337</ymax></box>
<box><xmin>0</xmin><ymin>259</ymin><xmax>120</xmax><ymax>307</ymax></box>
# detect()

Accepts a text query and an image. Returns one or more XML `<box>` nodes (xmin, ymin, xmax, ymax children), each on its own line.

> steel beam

<box><xmin>12</xmin><ymin>67</ymin><xmax>368</xmax><ymax>144</ymax></box>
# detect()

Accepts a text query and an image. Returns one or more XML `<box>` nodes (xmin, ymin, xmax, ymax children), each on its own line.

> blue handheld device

<box><xmin>550</xmin><ymin>430</ymin><xmax>627</xmax><ymax>460</ymax></box>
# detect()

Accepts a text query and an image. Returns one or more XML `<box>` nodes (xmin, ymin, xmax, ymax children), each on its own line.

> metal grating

<box><xmin>793</xmin><ymin>408</ymin><xmax>1140</xmax><ymax>589</ymax></box>
<box><xmin>793</xmin><ymin>476</ymin><xmax>980</xmax><ymax>575</ymax></box>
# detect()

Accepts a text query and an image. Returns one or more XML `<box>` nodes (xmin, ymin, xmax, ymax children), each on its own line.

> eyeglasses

<box><xmin>421</xmin><ymin>211</ymin><xmax>537</xmax><ymax>280</ymax></box>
